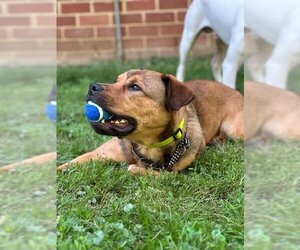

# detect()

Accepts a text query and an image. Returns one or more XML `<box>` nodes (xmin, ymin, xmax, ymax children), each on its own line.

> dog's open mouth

<box><xmin>85</xmin><ymin>101</ymin><xmax>137</xmax><ymax>137</ymax></box>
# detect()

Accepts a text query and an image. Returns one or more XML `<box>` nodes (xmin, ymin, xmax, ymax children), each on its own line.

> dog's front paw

<box><xmin>128</xmin><ymin>164</ymin><xmax>160</xmax><ymax>176</ymax></box>
<box><xmin>128</xmin><ymin>164</ymin><xmax>144</xmax><ymax>175</ymax></box>
<box><xmin>57</xmin><ymin>163</ymin><xmax>69</xmax><ymax>171</ymax></box>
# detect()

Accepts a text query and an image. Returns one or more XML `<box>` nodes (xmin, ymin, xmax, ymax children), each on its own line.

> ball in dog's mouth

<box><xmin>84</xmin><ymin>101</ymin><xmax>137</xmax><ymax>137</ymax></box>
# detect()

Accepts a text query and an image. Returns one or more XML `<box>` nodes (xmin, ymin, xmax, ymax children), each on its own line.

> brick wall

<box><xmin>57</xmin><ymin>0</ymin><xmax>215</xmax><ymax>65</ymax></box>
<box><xmin>0</xmin><ymin>0</ymin><xmax>56</xmax><ymax>65</ymax></box>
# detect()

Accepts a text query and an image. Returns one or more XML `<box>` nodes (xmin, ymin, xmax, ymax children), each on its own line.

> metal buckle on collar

<box><xmin>172</xmin><ymin>128</ymin><xmax>183</xmax><ymax>141</ymax></box>
<box><xmin>131</xmin><ymin>134</ymin><xmax>190</xmax><ymax>172</ymax></box>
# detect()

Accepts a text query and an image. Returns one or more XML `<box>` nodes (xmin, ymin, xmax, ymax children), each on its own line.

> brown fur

<box><xmin>245</xmin><ymin>81</ymin><xmax>300</xmax><ymax>140</ymax></box>
<box><xmin>0</xmin><ymin>152</ymin><xmax>56</xmax><ymax>172</ymax></box>
<box><xmin>57</xmin><ymin>70</ymin><xmax>244</xmax><ymax>175</ymax></box>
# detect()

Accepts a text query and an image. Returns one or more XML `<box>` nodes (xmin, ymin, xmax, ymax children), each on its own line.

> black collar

<box><xmin>131</xmin><ymin>133</ymin><xmax>190</xmax><ymax>171</ymax></box>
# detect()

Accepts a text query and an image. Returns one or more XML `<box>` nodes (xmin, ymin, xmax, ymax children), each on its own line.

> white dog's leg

<box><xmin>222</xmin><ymin>36</ymin><xmax>243</xmax><ymax>88</ymax></box>
<box><xmin>265</xmin><ymin>48</ymin><xmax>290</xmax><ymax>89</ymax></box>
<box><xmin>211</xmin><ymin>37</ymin><xmax>227</xmax><ymax>82</ymax></box>
<box><xmin>176</xmin><ymin>0</ymin><xmax>207</xmax><ymax>82</ymax></box>
<box><xmin>265</xmin><ymin>11</ymin><xmax>300</xmax><ymax>89</ymax></box>
<box><xmin>221</xmin><ymin>8</ymin><xmax>244</xmax><ymax>88</ymax></box>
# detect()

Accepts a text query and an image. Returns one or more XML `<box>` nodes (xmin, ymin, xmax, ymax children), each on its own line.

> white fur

<box><xmin>176</xmin><ymin>0</ymin><xmax>244</xmax><ymax>89</ymax></box>
<box><xmin>245</xmin><ymin>0</ymin><xmax>300</xmax><ymax>89</ymax></box>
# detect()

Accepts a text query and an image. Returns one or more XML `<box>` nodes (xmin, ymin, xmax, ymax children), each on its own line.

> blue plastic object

<box><xmin>45</xmin><ymin>101</ymin><xmax>56</xmax><ymax>122</ymax></box>
<box><xmin>84</xmin><ymin>101</ymin><xmax>111</xmax><ymax>122</ymax></box>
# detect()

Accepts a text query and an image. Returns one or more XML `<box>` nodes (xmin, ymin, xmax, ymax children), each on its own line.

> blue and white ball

<box><xmin>45</xmin><ymin>101</ymin><xmax>56</xmax><ymax>122</ymax></box>
<box><xmin>84</xmin><ymin>101</ymin><xmax>111</xmax><ymax>122</ymax></box>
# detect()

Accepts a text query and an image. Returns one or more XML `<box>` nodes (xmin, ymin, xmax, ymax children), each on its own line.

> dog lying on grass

<box><xmin>58</xmin><ymin>69</ymin><xmax>244</xmax><ymax>175</ymax></box>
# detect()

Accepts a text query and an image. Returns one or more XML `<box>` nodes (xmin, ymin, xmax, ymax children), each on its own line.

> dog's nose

<box><xmin>89</xmin><ymin>83</ymin><xmax>104</xmax><ymax>95</ymax></box>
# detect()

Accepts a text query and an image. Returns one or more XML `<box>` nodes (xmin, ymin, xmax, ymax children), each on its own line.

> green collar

<box><xmin>147</xmin><ymin>118</ymin><xmax>185</xmax><ymax>148</ymax></box>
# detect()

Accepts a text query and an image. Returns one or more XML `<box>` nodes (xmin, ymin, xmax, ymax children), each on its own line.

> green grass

<box><xmin>243</xmin><ymin>63</ymin><xmax>300</xmax><ymax>248</ymax></box>
<box><xmin>57</xmin><ymin>57</ymin><xmax>244</xmax><ymax>249</ymax></box>
<box><xmin>245</xmin><ymin>141</ymin><xmax>300</xmax><ymax>249</ymax></box>
<box><xmin>0</xmin><ymin>67</ymin><xmax>56</xmax><ymax>165</ymax></box>
<box><xmin>0</xmin><ymin>164</ymin><xmax>56</xmax><ymax>250</ymax></box>
<box><xmin>0</xmin><ymin>66</ymin><xmax>56</xmax><ymax>249</ymax></box>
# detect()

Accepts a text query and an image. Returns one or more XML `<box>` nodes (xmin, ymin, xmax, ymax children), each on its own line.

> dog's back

<box><xmin>245</xmin><ymin>81</ymin><xmax>300</xmax><ymax>140</ymax></box>
<box><xmin>185</xmin><ymin>80</ymin><xmax>244</xmax><ymax>143</ymax></box>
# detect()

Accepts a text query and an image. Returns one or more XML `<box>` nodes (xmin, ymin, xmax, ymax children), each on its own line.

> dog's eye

<box><xmin>128</xmin><ymin>84</ymin><xmax>141</xmax><ymax>91</ymax></box>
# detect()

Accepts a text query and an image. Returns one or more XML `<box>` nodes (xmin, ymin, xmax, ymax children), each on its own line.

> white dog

<box><xmin>176</xmin><ymin>0</ymin><xmax>244</xmax><ymax>89</ymax></box>
<box><xmin>245</xmin><ymin>0</ymin><xmax>300</xmax><ymax>89</ymax></box>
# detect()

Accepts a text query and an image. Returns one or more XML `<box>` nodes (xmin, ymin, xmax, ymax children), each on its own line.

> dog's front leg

<box><xmin>127</xmin><ymin>164</ymin><xmax>160</xmax><ymax>176</ymax></box>
<box><xmin>0</xmin><ymin>152</ymin><xmax>56</xmax><ymax>172</ymax></box>
<box><xmin>211</xmin><ymin>37</ymin><xmax>227</xmax><ymax>82</ymax></box>
<box><xmin>57</xmin><ymin>138</ymin><xmax>128</xmax><ymax>170</ymax></box>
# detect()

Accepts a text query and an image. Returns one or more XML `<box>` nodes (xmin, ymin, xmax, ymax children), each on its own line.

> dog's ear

<box><xmin>162</xmin><ymin>74</ymin><xmax>195</xmax><ymax>111</ymax></box>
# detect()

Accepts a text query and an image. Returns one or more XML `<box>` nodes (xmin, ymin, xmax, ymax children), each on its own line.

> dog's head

<box><xmin>86</xmin><ymin>69</ymin><xmax>195</xmax><ymax>138</ymax></box>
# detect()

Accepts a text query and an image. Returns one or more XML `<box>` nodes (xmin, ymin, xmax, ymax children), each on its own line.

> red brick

<box><xmin>57</xmin><ymin>29</ymin><xmax>62</xmax><ymax>39</ymax></box>
<box><xmin>80</xmin><ymin>15</ymin><xmax>109</xmax><ymax>25</ymax></box>
<box><xmin>57</xmin><ymin>17</ymin><xmax>76</xmax><ymax>26</ymax></box>
<box><xmin>120</xmin><ymin>14</ymin><xmax>142</xmax><ymax>24</ymax></box>
<box><xmin>129</xmin><ymin>26</ymin><xmax>158</xmax><ymax>36</ymax></box>
<box><xmin>0</xmin><ymin>41</ymin><xmax>39</xmax><ymax>51</ymax></box>
<box><xmin>58</xmin><ymin>40</ymin><xmax>113</xmax><ymax>51</ymax></box>
<box><xmin>65</xmin><ymin>28</ymin><xmax>94</xmax><ymax>38</ymax></box>
<box><xmin>36</xmin><ymin>16</ymin><xmax>56</xmax><ymax>26</ymax></box>
<box><xmin>97</xmin><ymin>27</ymin><xmax>115</xmax><ymax>38</ymax></box>
<box><xmin>64</xmin><ymin>52</ymin><xmax>97</xmax><ymax>64</ymax></box>
<box><xmin>94</xmin><ymin>2</ymin><xmax>114</xmax><ymax>12</ymax></box>
<box><xmin>57</xmin><ymin>41</ymin><xmax>81</xmax><ymax>51</ymax></box>
<box><xmin>0</xmin><ymin>29</ymin><xmax>7</xmax><ymax>39</ymax></box>
<box><xmin>146</xmin><ymin>37</ymin><xmax>178</xmax><ymax>48</ymax></box>
<box><xmin>160</xmin><ymin>49</ymin><xmax>178</xmax><ymax>58</ymax></box>
<box><xmin>0</xmin><ymin>17</ymin><xmax>30</xmax><ymax>26</ymax></box>
<box><xmin>42</xmin><ymin>41</ymin><xmax>56</xmax><ymax>50</ymax></box>
<box><xmin>161</xmin><ymin>24</ymin><xmax>183</xmax><ymax>35</ymax></box>
<box><xmin>13</xmin><ymin>28</ymin><xmax>56</xmax><ymax>38</ymax></box>
<box><xmin>61</xmin><ymin>3</ymin><xmax>90</xmax><ymax>14</ymax></box>
<box><xmin>146</xmin><ymin>13</ymin><xmax>174</xmax><ymax>23</ymax></box>
<box><xmin>123</xmin><ymin>39</ymin><xmax>143</xmax><ymax>49</ymax></box>
<box><xmin>8</xmin><ymin>3</ymin><xmax>54</xmax><ymax>13</ymax></box>
<box><xmin>177</xmin><ymin>11</ymin><xmax>186</xmax><ymax>22</ymax></box>
<box><xmin>126</xmin><ymin>0</ymin><xmax>155</xmax><ymax>11</ymax></box>
<box><xmin>83</xmin><ymin>40</ymin><xmax>114</xmax><ymax>50</ymax></box>
<box><xmin>159</xmin><ymin>0</ymin><xmax>188</xmax><ymax>9</ymax></box>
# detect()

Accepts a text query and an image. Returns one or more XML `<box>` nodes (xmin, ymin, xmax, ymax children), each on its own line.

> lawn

<box><xmin>57</xmin><ymin>57</ymin><xmax>244</xmax><ymax>249</ymax></box>
<box><xmin>0</xmin><ymin>66</ymin><xmax>56</xmax><ymax>249</ymax></box>
<box><xmin>244</xmin><ymin>141</ymin><xmax>300</xmax><ymax>249</ymax></box>
<box><xmin>244</xmin><ymin>66</ymin><xmax>300</xmax><ymax>249</ymax></box>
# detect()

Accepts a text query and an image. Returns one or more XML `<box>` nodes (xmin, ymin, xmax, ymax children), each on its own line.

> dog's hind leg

<box><xmin>57</xmin><ymin>138</ymin><xmax>130</xmax><ymax>170</ymax></box>
<box><xmin>221</xmin><ymin>111</ymin><xmax>244</xmax><ymax>141</ymax></box>
<box><xmin>211</xmin><ymin>37</ymin><xmax>227</xmax><ymax>82</ymax></box>
<box><xmin>176</xmin><ymin>0</ymin><xmax>207</xmax><ymax>82</ymax></box>
<box><xmin>261</xmin><ymin>113</ymin><xmax>300</xmax><ymax>141</ymax></box>
<box><xmin>221</xmin><ymin>7</ymin><xmax>244</xmax><ymax>88</ymax></box>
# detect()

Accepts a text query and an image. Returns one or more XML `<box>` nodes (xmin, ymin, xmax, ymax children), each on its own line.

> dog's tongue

<box><xmin>84</xmin><ymin>101</ymin><xmax>112</xmax><ymax>122</ymax></box>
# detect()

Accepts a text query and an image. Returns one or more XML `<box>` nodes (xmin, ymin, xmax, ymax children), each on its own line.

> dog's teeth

<box><xmin>120</xmin><ymin>119</ymin><xmax>125</xmax><ymax>124</ymax></box>
<box><xmin>115</xmin><ymin>120</ymin><xmax>120</xmax><ymax>124</ymax></box>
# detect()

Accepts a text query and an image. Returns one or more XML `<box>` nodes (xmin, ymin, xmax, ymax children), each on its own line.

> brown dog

<box><xmin>58</xmin><ymin>70</ymin><xmax>243</xmax><ymax>175</ymax></box>
<box><xmin>245</xmin><ymin>81</ymin><xmax>300</xmax><ymax>140</ymax></box>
